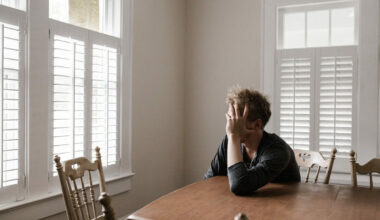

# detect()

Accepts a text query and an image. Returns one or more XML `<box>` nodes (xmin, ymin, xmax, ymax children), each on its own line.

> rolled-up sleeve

<box><xmin>227</xmin><ymin>147</ymin><xmax>291</xmax><ymax>196</ymax></box>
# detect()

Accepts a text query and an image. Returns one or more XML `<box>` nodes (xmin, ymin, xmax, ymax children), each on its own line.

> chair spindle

<box><xmin>66</xmin><ymin>178</ymin><xmax>80</xmax><ymax>220</ymax></box>
<box><xmin>72</xmin><ymin>178</ymin><xmax>86</xmax><ymax>220</ymax></box>
<box><xmin>88</xmin><ymin>171</ymin><xmax>98</xmax><ymax>218</ymax></box>
<box><xmin>80</xmin><ymin>177</ymin><xmax>91</xmax><ymax>220</ymax></box>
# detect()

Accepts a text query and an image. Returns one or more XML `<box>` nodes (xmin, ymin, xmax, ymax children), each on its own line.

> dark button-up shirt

<box><xmin>204</xmin><ymin>131</ymin><xmax>300</xmax><ymax>195</ymax></box>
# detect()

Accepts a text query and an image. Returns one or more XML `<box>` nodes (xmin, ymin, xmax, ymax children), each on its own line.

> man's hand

<box><xmin>225</xmin><ymin>103</ymin><xmax>254</xmax><ymax>139</ymax></box>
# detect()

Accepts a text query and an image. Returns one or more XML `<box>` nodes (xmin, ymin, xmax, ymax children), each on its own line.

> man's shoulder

<box><xmin>261</xmin><ymin>131</ymin><xmax>292</xmax><ymax>157</ymax></box>
<box><xmin>263</xmin><ymin>131</ymin><xmax>290</xmax><ymax>148</ymax></box>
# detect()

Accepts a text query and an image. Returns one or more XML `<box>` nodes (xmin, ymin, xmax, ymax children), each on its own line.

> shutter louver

<box><xmin>279</xmin><ymin>55</ymin><xmax>312</xmax><ymax>150</ymax></box>
<box><xmin>52</xmin><ymin>35</ymin><xmax>85</xmax><ymax>172</ymax></box>
<box><xmin>92</xmin><ymin>44</ymin><xmax>118</xmax><ymax>166</ymax></box>
<box><xmin>0</xmin><ymin>22</ymin><xmax>21</xmax><ymax>187</ymax></box>
<box><xmin>319</xmin><ymin>55</ymin><xmax>354</xmax><ymax>154</ymax></box>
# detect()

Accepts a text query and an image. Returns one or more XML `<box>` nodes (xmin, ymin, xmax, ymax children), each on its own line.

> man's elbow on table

<box><xmin>229</xmin><ymin>178</ymin><xmax>258</xmax><ymax>196</ymax></box>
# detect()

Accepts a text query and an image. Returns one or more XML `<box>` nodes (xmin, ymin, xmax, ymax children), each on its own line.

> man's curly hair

<box><xmin>226</xmin><ymin>85</ymin><xmax>271</xmax><ymax>127</ymax></box>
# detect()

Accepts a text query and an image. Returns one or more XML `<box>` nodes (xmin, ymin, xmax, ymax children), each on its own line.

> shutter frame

<box><xmin>276</xmin><ymin>48</ymin><xmax>315</xmax><ymax>151</ymax></box>
<box><xmin>276</xmin><ymin>46</ymin><xmax>357</xmax><ymax>156</ymax></box>
<box><xmin>48</xmin><ymin>21</ymin><xmax>88</xmax><ymax>176</ymax></box>
<box><xmin>316</xmin><ymin>46</ymin><xmax>357</xmax><ymax>156</ymax></box>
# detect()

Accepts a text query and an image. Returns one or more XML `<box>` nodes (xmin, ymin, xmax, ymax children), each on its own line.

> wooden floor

<box><xmin>128</xmin><ymin>176</ymin><xmax>380</xmax><ymax>220</ymax></box>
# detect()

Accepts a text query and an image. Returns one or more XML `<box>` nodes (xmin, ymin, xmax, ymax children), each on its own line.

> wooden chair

<box><xmin>54</xmin><ymin>147</ymin><xmax>115</xmax><ymax>220</ymax></box>
<box><xmin>350</xmin><ymin>150</ymin><xmax>380</xmax><ymax>189</ymax></box>
<box><xmin>294</xmin><ymin>148</ymin><xmax>337</xmax><ymax>184</ymax></box>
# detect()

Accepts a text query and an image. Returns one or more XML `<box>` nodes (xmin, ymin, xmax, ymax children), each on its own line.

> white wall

<box><xmin>125</xmin><ymin>0</ymin><xmax>185</xmax><ymax>213</ymax></box>
<box><xmin>184</xmin><ymin>0</ymin><xmax>262</xmax><ymax>184</ymax></box>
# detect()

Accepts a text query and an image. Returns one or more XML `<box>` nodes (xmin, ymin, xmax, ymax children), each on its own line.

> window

<box><xmin>278</xmin><ymin>2</ymin><xmax>357</xmax><ymax>49</ymax></box>
<box><xmin>49</xmin><ymin>0</ymin><xmax>121</xmax><ymax>37</ymax></box>
<box><xmin>276</xmin><ymin>1</ymin><xmax>358</xmax><ymax>156</ymax></box>
<box><xmin>0</xmin><ymin>5</ymin><xmax>25</xmax><ymax>203</ymax></box>
<box><xmin>0</xmin><ymin>0</ymin><xmax>26</xmax><ymax>11</ymax></box>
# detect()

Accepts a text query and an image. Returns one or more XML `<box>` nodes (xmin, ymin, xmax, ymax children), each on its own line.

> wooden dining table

<box><xmin>127</xmin><ymin>176</ymin><xmax>380</xmax><ymax>220</ymax></box>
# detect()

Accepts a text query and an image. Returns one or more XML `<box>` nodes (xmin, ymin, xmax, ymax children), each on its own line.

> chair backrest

<box><xmin>54</xmin><ymin>147</ymin><xmax>115</xmax><ymax>220</ymax></box>
<box><xmin>294</xmin><ymin>148</ymin><xmax>337</xmax><ymax>184</ymax></box>
<box><xmin>350</xmin><ymin>150</ymin><xmax>380</xmax><ymax>189</ymax></box>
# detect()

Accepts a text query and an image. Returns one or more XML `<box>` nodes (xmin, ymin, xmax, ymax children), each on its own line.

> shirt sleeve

<box><xmin>227</xmin><ymin>146</ymin><xmax>291</xmax><ymax>195</ymax></box>
<box><xmin>203</xmin><ymin>135</ymin><xmax>229</xmax><ymax>179</ymax></box>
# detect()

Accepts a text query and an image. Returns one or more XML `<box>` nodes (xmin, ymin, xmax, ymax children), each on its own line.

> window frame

<box><xmin>314</xmin><ymin>46</ymin><xmax>358</xmax><ymax>156</ymax></box>
<box><xmin>262</xmin><ymin>0</ymin><xmax>379</xmax><ymax>176</ymax></box>
<box><xmin>275</xmin><ymin>48</ymin><xmax>316</xmax><ymax>152</ymax></box>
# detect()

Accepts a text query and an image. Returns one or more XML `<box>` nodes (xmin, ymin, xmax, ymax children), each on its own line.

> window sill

<box><xmin>0</xmin><ymin>172</ymin><xmax>134</xmax><ymax>219</ymax></box>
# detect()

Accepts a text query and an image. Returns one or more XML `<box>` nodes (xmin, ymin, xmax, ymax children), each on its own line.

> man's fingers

<box><xmin>245</xmin><ymin>128</ymin><xmax>256</xmax><ymax>135</ymax></box>
<box><xmin>229</xmin><ymin>103</ymin><xmax>236</xmax><ymax>118</ymax></box>
<box><xmin>243</xmin><ymin>103</ymin><xmax>249</xmax><ymax>119</ymax></box>
<box><xmin>225</xmin><ymin>113</ymin><xmax>230</xmax><ymax>120</ymax></box>
<box><xmin>235</xmin><ymin>104</ymin><xmax>240</xmax><ymax>118</ymax></box>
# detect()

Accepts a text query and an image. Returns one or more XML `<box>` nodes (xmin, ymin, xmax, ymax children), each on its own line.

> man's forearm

<box><xmin>227</xmin><ymin>135</ymin><xmax>243</xmax><ymax>167</ymax></box>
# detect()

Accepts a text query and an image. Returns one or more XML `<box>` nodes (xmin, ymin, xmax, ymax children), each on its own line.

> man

<box><xmin>204</xmin><ymin>86</ymin><xmax>300</xmax><ymax>195</ymax></box>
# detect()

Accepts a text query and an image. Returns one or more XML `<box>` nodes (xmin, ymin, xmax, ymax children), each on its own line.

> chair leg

<box><xmin>306</xmin><ymin>168</ymin><xmax>311</xmax><ymax>183</ymax></box>
<box><xmin>314</xmin><ymin>166</ymin><xmax>321</xmax><ymax>183</ymax></box>
<box><xmin>324</xmin><ymin>147</ymin><xmax>337</xmax><ymax>184</ymax></box>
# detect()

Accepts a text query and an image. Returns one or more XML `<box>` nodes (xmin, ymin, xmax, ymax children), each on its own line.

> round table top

<box><xmin>128</xmin><ymin>176</ymin><xmax>380</xmax><ymax>220</ymax></box>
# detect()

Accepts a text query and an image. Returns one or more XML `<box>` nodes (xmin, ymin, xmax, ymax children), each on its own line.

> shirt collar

<box><xmin>241</xmin><ymin>130</ymin><xmax>268</xmax><ymax>163</ymax></box>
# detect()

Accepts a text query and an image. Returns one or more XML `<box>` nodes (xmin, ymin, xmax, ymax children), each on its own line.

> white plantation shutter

<box><xmin>0</xmin><ymin>20</ymin><xmax>24</xmax><ymax>189</ymax></box>
<box><xmin>276</xmin><ymin>47</ymin><xmax>356</xmax><ymax>155</ymax></box>
<box><xmin>277</xmin><ymin>49</ymin><xmax>313</xmax><ymax>150</ymax></box>
<box><xmin>49</xmin><ymin>21</ymin><xmax>121</xmax><ymax>178</ymax></box>
<box><xmin>317</xmin><ymin>46</ymin><xmax>356</xmax><ymax>155</ymax></box>
<box><xmin>91</xmin><ymin>44</ymin><xmax>118</xmax><ymax>166</ymax></box>
<box><xmin>51</xmin><ymin>34</ymin><xmax>85</xmax><ymax>171</ymax></box>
